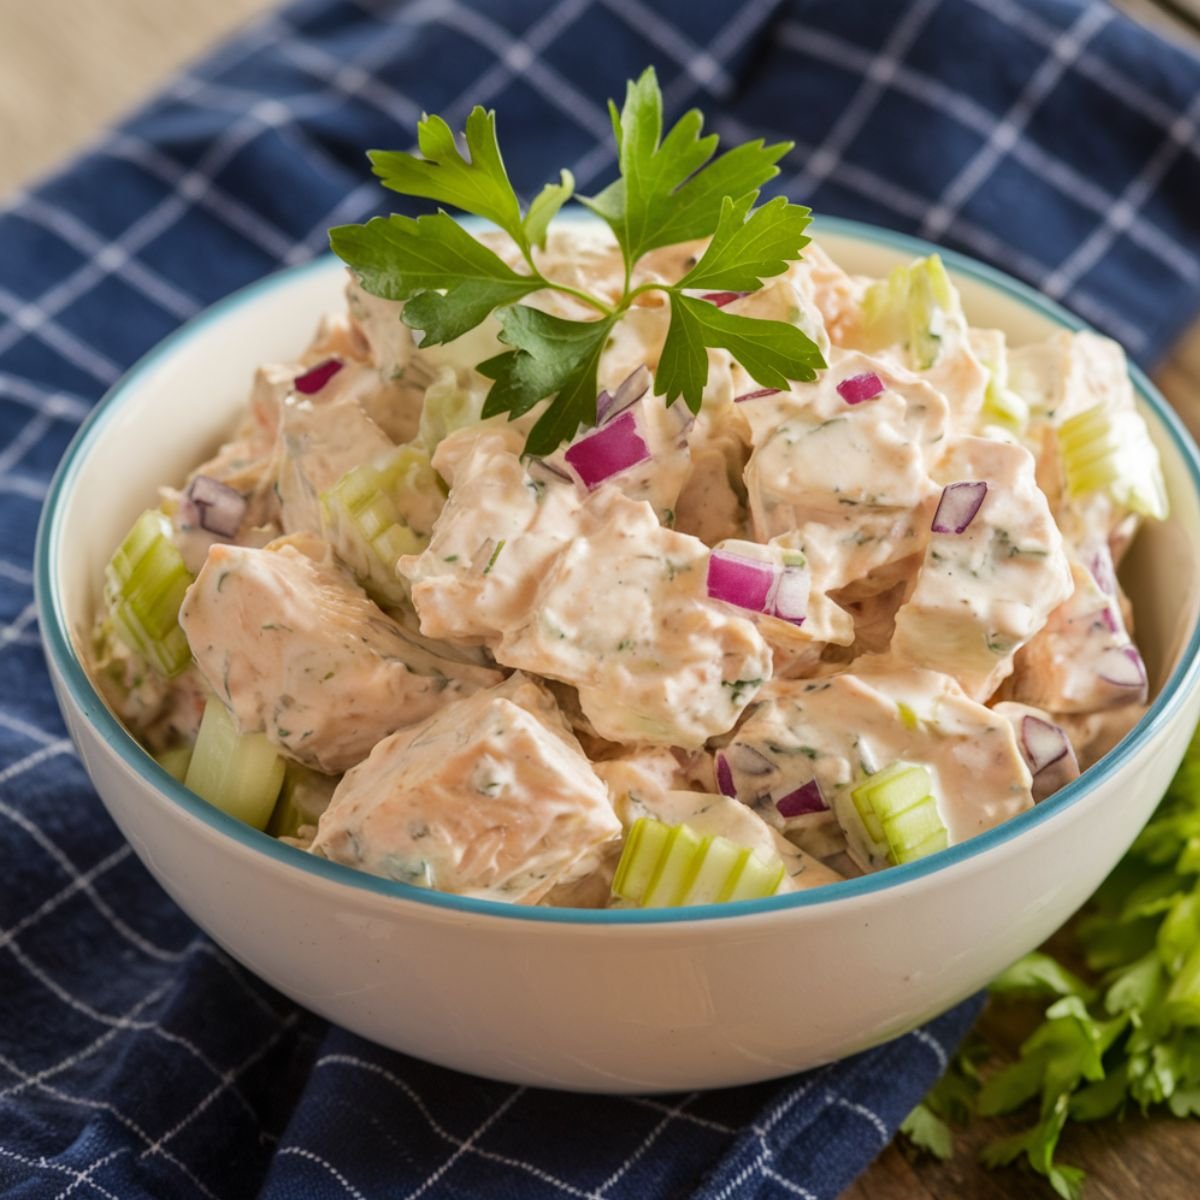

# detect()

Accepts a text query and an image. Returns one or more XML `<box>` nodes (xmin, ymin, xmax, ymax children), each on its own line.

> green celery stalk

<box><xmin>184</xmin><ymin>696</ymin><xmax>285</xmax><ymax>830</ymax></box>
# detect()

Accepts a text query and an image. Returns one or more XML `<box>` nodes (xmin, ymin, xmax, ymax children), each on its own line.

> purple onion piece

<box><xmin>770</xmin><ymin>564</ymin><xmax>809</xmax><ymax>626</ymax></box>
<box><xmin>706</xmin><ymin>551</ymin><xmax>776</xmax><ymax>613</ymax></box>
<box><xmin>727</xmin><ymin>743</ymin><xmax>775</xmax><ymax>776</ymax></box>
<box><xmin>599</xmin><ymin>366</ymin><xmax>652</xmax><ymax>426</ymax></box>
<box><xmin>734</xmin><ymin>387</ymin><xmax>781</xmax><ymax>404</ymax></box>
<box><xmin>776</xmin><ymin>779</ymin><xmax>828</xmax><ymax>818</ymax></box>
<box><xmin>564</xmin><ymin>410</ymin><xmax>652</xmax><ymax>489</ymax></box>
<box><xmin>836</xmin><ymin>372</ymin><xmax>885</xmax><ymax>405</ymax></box>
<box><xmin>707</xmin><ymin>550</ymin><xmax>809</xmax><ymax>627</ymax></box>
<box><xmin>701</xmin><ymin>291</ymin><xmax>746</xmax><ymax>308</ymax></box>
<box><xmin>1087</xmin><ymin>541</ymin><xmax>1118</xmax><ymax>597</ymax></box>
<box><xmin>594</xmin><ymin>389</ymin><xmax>615</xmax><ymax>423</ymax></box>
<box><xmin>1097</xmin><ymin>645</ymin><xmax>1148</xmax><ymax>695</ymax></box>
<box><xmin>1020</xmin><ymin>715</ymin><xmax>1070</xmax><ymax>775</ymax></box>
<box><xmin>715</xmin><ymin>753</ymin><xmax>736</xmax><ymax>798</ymax></box>
<box><xmin>1098</xmin><ymin>605</ymin><xmax>1120</xmax><ymax>634</ymax></box>
<box><xmin>294</xmin><ymin>357</ymin><xmax>344</xmax><ymax>395</ymax></box>
<box><xmin>1031</xmin><ymin>750</ymin><xmax>1080</xmax><ymax>803</ymax></box>
<box><xmin>182</xmin><ymin>474</ymin><xmax>245</xmax><ymax>538</ymax></box>
<box><xmin>931</xmin><ymin>481</ymin><xmax>988</xmax><ymax>535</ymax></box>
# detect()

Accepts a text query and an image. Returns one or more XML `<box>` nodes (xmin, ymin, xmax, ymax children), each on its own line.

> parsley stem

<box><xmin>626</xmin><ymin>281</ymin><xmax>675</xmax><ymax>303</ymax></box>
<box><xmin>537</xmin><ymin>279</ymin><xmax>615</xmax><ymax>316</ymax></box>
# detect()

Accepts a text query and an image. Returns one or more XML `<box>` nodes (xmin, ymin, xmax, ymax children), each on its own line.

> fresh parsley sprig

<box><xmin>329</xmin><ymin>67</ymin><xmax>825</xmax><ymax>455</ymax></box>
<box><xmin>902</xmin><ymin>724</ymin><xmax>1200</xmax><ymax>1199</ymax></box>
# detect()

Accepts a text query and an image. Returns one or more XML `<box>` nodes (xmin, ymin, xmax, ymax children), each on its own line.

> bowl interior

<box><xmin>38</xmin><ymin>215</ymin><xmax>1200</xmax><ymax>920</ymax></box>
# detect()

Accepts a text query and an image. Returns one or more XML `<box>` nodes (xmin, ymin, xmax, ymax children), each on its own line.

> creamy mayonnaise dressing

<box><xmin>93</xmin><ymin>223</ymin><xmax>1164</xmax><ymax>906</ymax></box>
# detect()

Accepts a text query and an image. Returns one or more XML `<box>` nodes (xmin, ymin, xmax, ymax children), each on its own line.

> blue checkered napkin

<box><xmin>1</xmin><ymin>0</ymin><xmax>1198</xmax><ymax>1196</ymax></box>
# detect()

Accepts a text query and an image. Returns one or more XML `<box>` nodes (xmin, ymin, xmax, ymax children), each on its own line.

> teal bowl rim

<box><xmin>34</xmin><ymin>213</ymin><xmax>1200</xmax><ymax>926</ymax></box>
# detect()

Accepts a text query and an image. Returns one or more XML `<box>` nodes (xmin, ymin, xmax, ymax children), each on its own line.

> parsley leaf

<box><xmin>583</xmin><ymin>67</ymin><xmax>791</xmax><ymax>268</ymax></box>
<box><xmin>524</xmin><ymin>170</ymin><xmax>576</xmax><ymax>250</ymax></box>
<box><xmin>679</xmin><ymin>195</ymin><xmax>813</xmax><ymax>292</ymax></box>
<box><xmin>659</xmin><ymin>293</ymin><xmax>825</xmax><ymax>411</ymax></box>
<box><xmin>370</xmin><ymin>108</ymin><xmax>527</xmax><ymax>252</ymax></box>
<box><xmin>478</xmin><ymin>307</ymin><xmax>616</xmax><ymax>453</ymax></box>
<box><xmin>899</xmin><ymin>1103</ymin><xmax>952</xmax><ymax>1160</ymax></box>
<box><xmin>331</xmin><ymin>68</ymin><xmax>827</xmax><ymax>454</ymax></box>
<box><xmin>330</xmin><ymin>213</ymin><xmax>544</xmax><ymax>345</ymax></box>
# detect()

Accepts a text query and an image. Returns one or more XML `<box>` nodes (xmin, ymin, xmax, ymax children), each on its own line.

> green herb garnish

<box><xmin>329</xmin><ymin>67</ymin><xmax>825</xmax><ymax>455</ymax></box>
<box><xmin>902</xmin><ymin>725</ymin><xmax>1200</xmax><ymax>1198</ymax></box>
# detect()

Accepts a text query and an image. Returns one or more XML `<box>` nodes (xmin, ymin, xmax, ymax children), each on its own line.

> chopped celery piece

<box><xmin>612</xmin><ymin>817</ymin><xmax>786</xmax><ymax>908</ymax></box>
<box><xmin>184</xmin><ymin>696</ymin><xmax>285</xmax><ymax>831</ymax></box>
<box><xmin>861</xmin><ymin>255</ymin><xmax>955</xmax><ymax>370</ymax></box>
<box><xmin>684</xmin><ymin>836</ymin><xmax>746</xmax><ymax>905</ymax></box>
<box><xmin>896</xmin><ymin>701</ymin><xmax>919</xmax><ymax>731</ymax></box>
<box><xmin>982</xmin><ymin>377</ymin><xmax>1029</xmax><ymax>429</ymax></box>
<box><xmin>612</xmin><ymin>817</ymin><xmax>670</xmax><ymax>903</ymax></box>
<box><xmin>154</xmin><ymin>744</ymin><xmax>192</xmax><ymax>783</ymax></box>
<box><xmin>1058</xmin><ymin>404</ymin><xmax>1169</xmax><ymax>521</ymax></box>
<box><xmin>103</xmin><ymin>509</ymin><xmax>193</xmax><ymax>677</ymax></box>
<box><xmin>852</xmin><ymin>762</ymin><xmax>947</xmax><ymax>865</ymax></box>
<box><xmin>320</xmin><ymin>446</ymin><xmax>440</xmax><ymax>604</ymax></box>
<box><xmin>268</xmin><ymin>762</ymin><xmax>338</xmax><ymax>839</ymax></box>
<box><xmin>642</xmin><ymin>823</ymin><xmax>705</xmax><ymax>907</ymax></box>
<box><xmin>725</xmin><ymin>850</ymin><xmax>786</xmax><ymax>902</ymax></box>
<box><xmin>883</xmin><ymin>798</ymin><xmax>947</xmax><ymax>864</ymax></box>
<box><xmin>418</xmin><ymin>367</ymin><xmax>487</xmax><ymax>450</ymax></box>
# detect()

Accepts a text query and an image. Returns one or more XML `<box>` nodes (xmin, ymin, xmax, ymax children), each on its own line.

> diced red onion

<box><xmin>706</xmin><ymin>549</ymin><xmax>808</xmax><ymax>627</ymax></box>
<box><xmin>1097</xmin><ymin>605</ymin><xmax>1120</xmax><ymax>634</ymax></box>
<box><xmin>527</xmin><ymin>457</ymin><xmax>573</xmax><ymax>485</ymax></box>
<box><xmin>715</xmin><ymin>753</ymin><xmax>736</xmax><ymax>798</ymax></box>
<box><xmin>701</xmin><ymin>291</ymin><xmax>746</xmax><ymax>308</ymax></box>
<box><xmin>182</xmin><ymin>475</ymin><xmax>245</xmax><ymax>538</ymax></box>
<box><xmin>776</xmin><ymin>779</ymin><xmax>828</xmax><ymax>818</ymax></box>
<box><xmin>931</xmin><ymin>481</ymin><xmax>988</xmax><ymax>535</ymax></box>
<box><xmin>706</xmin><ymin>551</ymin><xmax>776</xmax><ymax>613</ymax></box>
<box><xmin>734</xmin><ymin>387</ymin><xmax>781</xmax><ymax>404</ymax></box>
<box><xmin>294</xmin><ymin>358</ymin><xmax>344</xmax><ymax>395</ymax></box>
<box><xmin>770</xmin><ymin>565</ymin><xmax>810</xmax><ymax>625</ymax></box>
<box><xmin>597</xmin><ymin>366</ymin><xmax>651</xmax><ymax>425</ymax></box>
<box><xmin>727</xmin><ymin>743</ymin><xmax>774</xmax><ymax>776</ymax></box>
<box><xmin>1086</xmin><ymin>542</ymin><xmax>1118</xmax><ymax>597</ymax></box>
<box><xmin>836</xmin><ymin>372</ymin><xmax>885</xmax><ymax>405</ymax></box>
<box><xmin>1097</xmin><ymin>645</ymin><xmax>1147</xmax><ymax>693</ymax></box>
<box><xmin>1020</xmin><ymin>715</ymin><xmax>1070</xmax><ymax>775</ymax></box>
<box><xmin>564</xmin><ymin>410</ymin><xmax>651</xmax><ymax>489</ymax></box>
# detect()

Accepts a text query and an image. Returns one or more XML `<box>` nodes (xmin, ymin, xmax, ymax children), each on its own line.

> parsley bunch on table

<box><xmin>904</xmin><ymin>725</ymin><xmax>1200</xmax><ymax>1199</ymax></box>
<box><xmin>329</xmin><ymin>67</ymin><xmax>825</xmax><ymax>454</ymax></box>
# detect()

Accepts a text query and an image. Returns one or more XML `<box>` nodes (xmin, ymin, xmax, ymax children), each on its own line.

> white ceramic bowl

<box><xmin>36</xmin><ymin>217</ymin><xmax>1200</xmax><ymax>1093</ymax></box>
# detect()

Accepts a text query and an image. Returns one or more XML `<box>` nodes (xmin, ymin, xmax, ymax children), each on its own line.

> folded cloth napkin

<box><xmin>1</xmin><ymin>1</ymin><xmax>1198</xmax><ymax>1196</ymax></box>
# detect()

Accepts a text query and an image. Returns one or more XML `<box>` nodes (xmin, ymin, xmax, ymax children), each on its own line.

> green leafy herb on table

<box><xmin>901</xmin><ymin>726</ymin><xmax>1200</xmax><ymax>1198</ymax></box>
<box><xmin>329</xmin><ymin>67</ymin><xmax>825</xmax><ymax>455</ymax></box>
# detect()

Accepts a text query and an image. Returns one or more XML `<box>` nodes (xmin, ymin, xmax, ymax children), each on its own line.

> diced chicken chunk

<box><xmin>727</xmin><ymin>665</ymin><xmax>1033</xmax><ymax>872</ymax></box>
<box><xmin>890</xmin><ymin>436</ymin><xmax>1073</xmax><ymax>700</ymax></box>
<box><xmin>402</xmin><ymin>432</ymin><xmax>586</xmax><ymax>644</ymax></box>
<box><xmin>743</xmin><ymin>351</ymin><xmax>948</xmax><ymax>596</ymax></box>
<box><xmin>1009</xmin><ymin>561</ymin><xmax>1145</xmax><ymax>712</ymax></box>
<box><xmin>310</xmin><ymin>676</ymin><xmax>620</xmax><ymax>903</ymax></box>
<box><xmin>495</xmin><ymin>489</ymin><xmax>772</xmax><ymax>747</ymax></box>
<box><xmin>403</xmin><ymin>438</ymin><xmax>772</xmax><ymax>748</ymax></box>
<box><xmin>179</xmin><ymin>535</ymin><xmax>500</xmax><ymax>772</ymax></box>
<box><xmin>271</xmin><ymin>396</ymin><xmax>396</xmax><ymax>537</ymax></box>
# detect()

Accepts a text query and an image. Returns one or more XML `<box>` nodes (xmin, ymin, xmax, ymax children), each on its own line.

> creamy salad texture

<box><xmin>90</xmin><ymin>227</ymin><xmax>1167</xmax><ymax>907</ymax></box>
